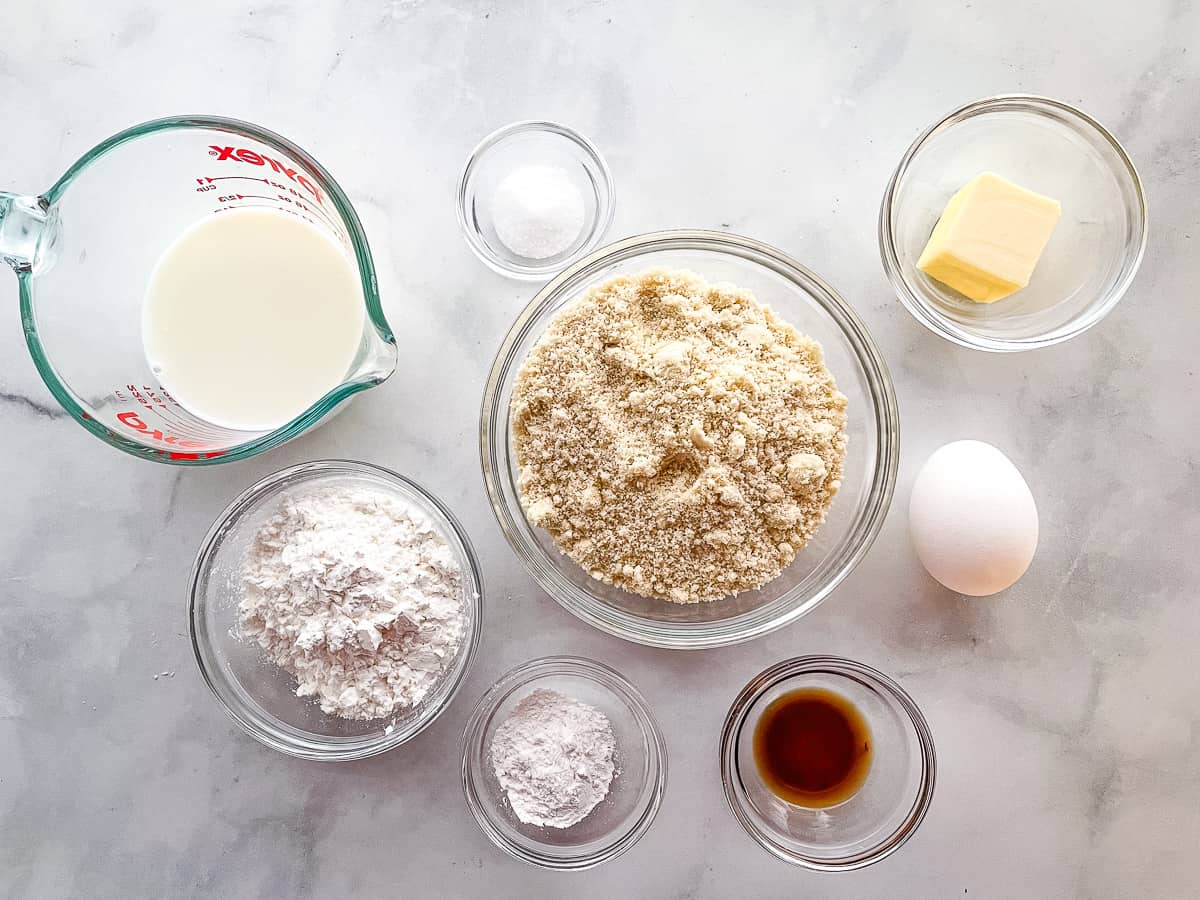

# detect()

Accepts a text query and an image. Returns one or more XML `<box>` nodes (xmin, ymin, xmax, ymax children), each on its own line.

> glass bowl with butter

<box><xmin>880</xmin><ymin>95</ymin><xmax>1147</xmax><ymax>351</ymax></box>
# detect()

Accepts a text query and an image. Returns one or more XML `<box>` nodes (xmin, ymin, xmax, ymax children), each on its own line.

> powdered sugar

<box><xmin>238</xmin><ymin>485</ymin><xmax>467</xmax><ymax>721</ymax></box>
<box><xmin>490</xmin><ymin>688</ymin><xmax>616</xmax><ymax>828</ymax></box>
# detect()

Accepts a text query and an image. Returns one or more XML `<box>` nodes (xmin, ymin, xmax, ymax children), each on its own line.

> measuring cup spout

<box><xmin>0</xmin><ymin>191</ymin><xmax>59</xmax><ymax>273</ymax></box>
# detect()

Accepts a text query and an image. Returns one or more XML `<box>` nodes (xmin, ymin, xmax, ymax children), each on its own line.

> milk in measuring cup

<box><xmin>143</xmin><ymin>208</ymin><xmax>364</xmax><ymax>431</ymax></box>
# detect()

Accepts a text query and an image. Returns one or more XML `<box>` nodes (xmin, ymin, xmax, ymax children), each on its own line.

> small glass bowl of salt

<box><xmin>457</xmin><ymin>121</ymin><xmax>615</xmax><ymax>279</ymax></box>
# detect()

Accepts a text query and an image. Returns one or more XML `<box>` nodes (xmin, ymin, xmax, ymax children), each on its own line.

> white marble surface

<box><xmin>2</xmin><ymin>1</ymin><xmax>1198</xmax><ymax>897</ymax></box>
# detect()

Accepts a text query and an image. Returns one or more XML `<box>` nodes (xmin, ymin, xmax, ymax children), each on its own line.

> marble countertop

<box><xmin>2</xmin><ymin>1</ymin><xmax>1197</xmax><ymax>897</ymax></box>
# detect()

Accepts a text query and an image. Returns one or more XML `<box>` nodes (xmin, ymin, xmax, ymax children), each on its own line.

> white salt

<box><xmin>492</xmin><ymin>164</ymin><xmax>586</xmax><ymax>260</ymax></box>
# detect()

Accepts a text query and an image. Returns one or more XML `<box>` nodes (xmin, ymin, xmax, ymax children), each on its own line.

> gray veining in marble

<box><xmin>2</xmin><ymin>1</ymin><xmax>1198</xmax><ymax>897</ymax></box>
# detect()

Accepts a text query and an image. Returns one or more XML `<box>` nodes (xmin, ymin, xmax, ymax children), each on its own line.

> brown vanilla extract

<box><xmin>753</xmin><ymin>687</ymin><xmax>872</xmax><ymax>808</ymax></box>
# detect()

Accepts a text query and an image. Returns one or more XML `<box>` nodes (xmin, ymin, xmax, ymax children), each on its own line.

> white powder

<box><xmin>490</xmin><ymin>688</ymin><xmax>616</xmax><ymax>828</ymax></box>
<box><xmin>238</xmin><ymin>485</ymin><xmax>467</xmax><ymax>721</ymax></box>
<box><xmin>491</xmin><ymin>164</ymin><xmax>586</xmax><ymax>260</ymax></box>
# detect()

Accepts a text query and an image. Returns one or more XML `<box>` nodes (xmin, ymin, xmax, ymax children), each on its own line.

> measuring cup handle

<box><xmin>0</xmin><ymin>191</ymin><xmax>56</xmax><ymax>273</ymax></box>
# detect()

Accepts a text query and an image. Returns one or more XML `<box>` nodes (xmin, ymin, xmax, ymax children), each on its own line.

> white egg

<box><xmin>908</xmin><ymin>440</ymin><xmax>1038</xmax><ymax>596</ymax></box>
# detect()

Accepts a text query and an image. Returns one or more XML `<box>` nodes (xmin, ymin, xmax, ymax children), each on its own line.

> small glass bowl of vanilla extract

<box><xmin>720</xmin><ymin>656</ymin><xmax>937</xmax><ymax>871</ymax></box>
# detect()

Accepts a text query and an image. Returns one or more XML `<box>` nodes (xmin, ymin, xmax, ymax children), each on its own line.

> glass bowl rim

<box><xmin>459</xmin><ymin>654</ymin><xmax>668</xmax><ymax>870</ymax></box>
<box><xmin>479</xmin><ymin>229</ymin><xmax>900</xmax><ymax>649</ymax></box>
<box><xmin>188</xmin><ymin>458</ymin><xmax>484</xmax><ymax>761</ymax></box>
<box><xmin>719</xmin><ymin>655</ymin><xmax>937</xmax><ymax>871</ymax></box>
<box><xmin>456</xmin><ymin>119</ymin><xmax>616</xmax><ymax>280</ymax></box>
<box><xmin>877</xmin><ymin>93</ymin><xmax>1149</xmax><ymax>353</ymax></box>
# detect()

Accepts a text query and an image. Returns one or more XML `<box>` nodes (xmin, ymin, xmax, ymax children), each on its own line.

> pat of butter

<box><xmin>917</xmin><ymin>172</ymin><xmax>1061</xmax><ymax>303</ymax></box>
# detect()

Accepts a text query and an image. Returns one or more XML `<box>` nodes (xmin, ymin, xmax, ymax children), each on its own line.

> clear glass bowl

<box><xmin>720</xmin><ymin>656</ymin><xmax>936</xmax><ymax>870</ymax></box>
<box><xmin>480</xmin><ymin>230</ymin><xmax>899</xmax><ymax>649</ymax></box>
<box><xmin>879</xmin><ymin>95</ymin><xmax>1147</xmax><ymax>351</ymax></box>
<box><xmin>189</xmin><ymin>460</ymin><xmax>483</xmax><ymax>761</ymax></box>
<box><xmin>460</xmin><ymin>656</ymin><xmax>667</xmax><ymax>870</ymax></box>
<box><xmin>457</xmin><ymin>120</ymin><xmax>615</xmax><ymax>280</ymax></box>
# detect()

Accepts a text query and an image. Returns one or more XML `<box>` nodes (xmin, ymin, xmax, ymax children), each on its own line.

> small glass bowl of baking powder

<box><xmin>457</xmin><ymin>121</ymin><xmax>615</xmax><ymax>280</ymax></box>
<box><xmin>461</xmin><ymin>656</ymin><xmax>667</xmax><ymax>870</ymax></box>
<box><xmin>720</xmin><ymin>656</ymin><xmax>936</xmax><ymax>870</ymax></box>
<box><xmin>189</xmin><ymin>460</ymin><xmax>483</xmax><ymax>761</ymax></box>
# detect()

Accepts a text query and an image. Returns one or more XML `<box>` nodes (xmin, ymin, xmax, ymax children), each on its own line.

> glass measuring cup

<box><xmin>0</xmin><ymin>116</ymin><xmax>397</xmax><ymax>464</ymax></box>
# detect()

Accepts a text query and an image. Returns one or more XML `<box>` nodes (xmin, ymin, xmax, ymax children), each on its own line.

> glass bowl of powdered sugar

<box><xmin>189</xmin><ymin>460</ymin><xmax>482</xmax><ymax>761</ymax></box>
<box><xmin>461</xmin><ymin>656</ymin><xmax>667</xmax><ymax>870</ymax></box>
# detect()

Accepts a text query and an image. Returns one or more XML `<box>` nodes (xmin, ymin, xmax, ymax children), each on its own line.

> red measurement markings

<box><xmin>210</xmin><ymin>202</ymin><xmax>322</xmax><ymax>231</ymax></box>
<box><xmin>195</xmin><ymin>175</ymin><xmax>344</xmax><ymax>235</ymax></box>
<box><xmin>139</xmin><ymin>384</ymin><xmax>230</xmax><ymax>443</ymax></box>
<box><xmin>270</xmin><ymin>193</ymin><xmax>343</xmax><ymax>233</ymax></box>
<box><xmin>116</xmin><ymin>410</ymin><xmax>209</xmax><ymax>449</ymax></box>
<box><xmin>113</xmin><ymin>384</ymin><xmax>226</xmax><ymax>452</ymax></box>
<box><xmin>207</xmin><ymin>145</ymin><xmax>323</xmax><ymax>204</ymax></box>
<box><xmin>284</xmin><ymin>192</ymin><xmax>345</xmax><ymax>235</ymax></box>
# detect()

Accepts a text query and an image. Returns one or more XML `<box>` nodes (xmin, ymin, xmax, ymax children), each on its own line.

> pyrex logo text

<box><xmin>209</xmin><ymin>146</ymin><xmax>323</xmax><ymax>204</ymax></box>
<box><xmin>116</xmin><ymin>410</ymin><xmax>228</xmax><ymax>461</ymax></box>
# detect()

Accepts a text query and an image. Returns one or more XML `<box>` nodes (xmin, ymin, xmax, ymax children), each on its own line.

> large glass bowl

<box><xmin>480</xmin><ymin>231</ymin><xmax>899</xmax><ymax>649</ymax></box>
<box><xmin>189</xmin><ymin>459</ymin><xmax>483</xmax><ymax>760</ymax></box>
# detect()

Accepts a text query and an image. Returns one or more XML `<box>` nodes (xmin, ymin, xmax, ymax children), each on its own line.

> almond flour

<box><xmin>512</xmin><ymin>268</ymin><xmax>847</xmax><ymax>604</ymax></box>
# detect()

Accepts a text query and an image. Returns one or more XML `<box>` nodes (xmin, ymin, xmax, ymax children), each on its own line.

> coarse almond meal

<box><xmin>511</xmin><ymin>267</ymin><xmax>848</xmax><ymax>604</ymax></box>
